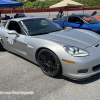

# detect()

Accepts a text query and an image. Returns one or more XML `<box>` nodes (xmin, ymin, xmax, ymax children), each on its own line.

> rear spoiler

<box><xmin>91</xmin><ymin>11</ymin><xmax>97</xmax><ymax>16</ymax></box>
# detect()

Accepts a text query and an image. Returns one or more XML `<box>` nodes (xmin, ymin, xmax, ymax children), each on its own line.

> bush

<box><xmin>14</xmin><ymin>0</ymin><xmax>100</xmax><ymax>9</ymax></box>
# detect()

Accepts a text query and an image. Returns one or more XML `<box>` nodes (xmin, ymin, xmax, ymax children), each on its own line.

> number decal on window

<box><xmin>7</xmin><ymin>38</ymin><xmax>13</xmax><ymax>44</ymax></box>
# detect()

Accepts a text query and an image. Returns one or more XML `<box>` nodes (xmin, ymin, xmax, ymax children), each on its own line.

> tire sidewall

<box><xmin>0</xmin><ymin>42</ymin><xmax>4</xmax><ymax>51</ymax></box>
<box><xmin>37</xmin><ymin>49</ymin><xmax>62</xmax><ymax>77</ymax></box>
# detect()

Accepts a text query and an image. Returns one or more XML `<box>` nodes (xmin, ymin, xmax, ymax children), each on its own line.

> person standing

<box><xmin>57</xmin><ymin>9</ymin><xmax>64</xmax><ymax>18</ymax></box>
<box><xmin>14</xmin><ymin>14</ymin><xmax>18</xmax><ymax>18</ymax></box>
<box><xmin>0</xmin><ymin>11</ymin><xmax>3</xmax><ymax>23</ymax></box>
<box><xmin>4</xmin><ymin>15</ymin><xmax>10</xmax><ymax>20</ymax></box>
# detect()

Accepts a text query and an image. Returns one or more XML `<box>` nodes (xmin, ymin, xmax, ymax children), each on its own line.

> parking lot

<box><xmin>0</xmin><ymin>49</ymin><xmax>100</xmax><ymax>100</ymax></box>
<box><xmin>1</xmin><ymin>10</ymin><xmax>100</xmax><ymax>100</ymax></box>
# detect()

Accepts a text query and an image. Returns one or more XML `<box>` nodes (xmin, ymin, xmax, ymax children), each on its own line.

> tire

<box><xmin>37</xmin><ymin>49</ymin><xmax>62</xmax><ymax>77</ymax></box>
<box><xmin>0</xmin><ymin>42</ymin><xmax>4</xmax><ymax>51</ymax></box>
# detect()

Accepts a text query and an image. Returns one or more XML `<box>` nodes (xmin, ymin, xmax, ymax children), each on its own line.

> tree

<box><xmin>27</xmin><ymin>0</ymin><xmax>36</xmax><ymax>2</ymax></box>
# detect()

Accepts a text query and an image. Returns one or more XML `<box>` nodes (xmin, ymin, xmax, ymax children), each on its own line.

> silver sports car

<box><xmin>0</xmin><ymin>17</ymin><xmax>100</xmax><ymax>80</ymax></box>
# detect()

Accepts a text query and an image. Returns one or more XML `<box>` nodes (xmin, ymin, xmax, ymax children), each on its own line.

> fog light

<box><xmin>78</xmin><ymin>69</ymin><xmax>88</xmax><ymax>73</ymax></box>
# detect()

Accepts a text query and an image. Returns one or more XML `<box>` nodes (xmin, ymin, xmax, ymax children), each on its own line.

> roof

<box><xmin>67</xmin><ymin>14</ymin><xmax>93</xmax><ymax>18</ymax></box>
<box><xmin>68</xmin><ymin>14</ymin><xmax>88</xmax><ymax>17</ymax></box>
<box><xmin>10</xmin><ymin>17</ymin><xmax>43</xmax><ymax>22</ymax></box>
<box><xmin>50</xmin><ymin>0</ymin><xmax>83</xmax><ymax>9</ymax></box>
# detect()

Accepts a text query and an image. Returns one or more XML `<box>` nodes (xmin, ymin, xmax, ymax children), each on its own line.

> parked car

<box><xmin>1</xmin><ymin>17</ymin><xmax>100</xmax><ymax>80</ymax></box>
<box><xmin>14</xmin><ymin>13</ymin><xmax>26</xmax><ymax>18</ymax></box>
<box><xmin>53</xmin><ymin>14</ymin><xmax>100</xmax><ymax>34</ymax></box>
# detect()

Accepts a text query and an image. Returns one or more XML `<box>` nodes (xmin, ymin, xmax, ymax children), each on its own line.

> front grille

<box><xmin>93</xmin><ymin>64</ymin><xmax>100</xmax><ymax>71</ymax></box>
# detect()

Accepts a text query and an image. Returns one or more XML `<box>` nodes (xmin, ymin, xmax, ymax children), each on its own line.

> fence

<box><xmin>0</xmin><ymin>7</ymin><xmax>100</xmax><ymax>14</ymax></box>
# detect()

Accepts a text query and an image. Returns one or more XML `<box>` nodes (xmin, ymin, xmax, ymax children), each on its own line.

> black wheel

<box><xmin>37</xmin><ymin>49</ymin><xmax>62</xmax><ymax>77</ymax></box>
<box><xmin>0</xmin><ymin>42</ymin><xmax>4</xmax><ymax>51</ymax></box>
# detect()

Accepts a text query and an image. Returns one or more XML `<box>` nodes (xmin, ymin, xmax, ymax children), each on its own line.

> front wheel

<box><xmin>37</xmin><ymin>49</ymin><xmax>62</xmax><ymax>77</ymax></box>
<box><xmin>0</xmin><ymin>42</ymin><xmax>4</xmax><ymax>51</ymax></box>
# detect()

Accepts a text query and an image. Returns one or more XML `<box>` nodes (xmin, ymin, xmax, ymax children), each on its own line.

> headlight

<box><xmin>64</xmin><ymin>46</ymin><xmax>90</xmax><ymax>57</ymax></box>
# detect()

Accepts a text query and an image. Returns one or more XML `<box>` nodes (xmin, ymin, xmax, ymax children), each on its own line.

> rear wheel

<box><xmin>37</xmin><ymin>49</ymin><xmax>62</xmax><ymax>77</ymax></box>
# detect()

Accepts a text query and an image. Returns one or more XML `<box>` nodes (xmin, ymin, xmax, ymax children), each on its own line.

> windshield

<box><xmin>57</xmin><ymin>16</ymin><xmax>66</xmax><ymax>21</ymax></box>
<box><xmin>79</xmin><ymin>15</ymin><xmax>100</xmax><ymax>24</ymax></box>
<box><xmin>20</xmin><ymin>18</ymin><xmax>62</xmax><ymax>36</ymax></box>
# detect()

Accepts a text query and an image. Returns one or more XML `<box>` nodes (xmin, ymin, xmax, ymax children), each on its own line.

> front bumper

<box><xmin>61</xmin><ymin>44</ymin><xmax>100</xmax><ymax>79</ymax></box>
<box><xmin>63</xmin><ymin>69</ymin><xmax>100</xmax><ymax>80</ymax></box>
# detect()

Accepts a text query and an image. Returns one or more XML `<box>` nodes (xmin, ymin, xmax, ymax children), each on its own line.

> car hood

<box><xmin>34</xmin><ymin>29</ymin><xmax>100</xmax><ymax>49</ymax></box>
<box><xmin>89</xmin><ymin>23</ymin><xmax>100</xmax><ymax>28</ymax></box>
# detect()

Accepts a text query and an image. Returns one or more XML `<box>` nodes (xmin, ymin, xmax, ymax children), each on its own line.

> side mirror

<box><xmin>76</xmin><ymin>21</ymin><xmax>83</xmax><ymax>25</ymax></box>
<box><xmin>8</xmin><ymin>30</ymin><xmax>20</xmax><ymax>37</ymax></box>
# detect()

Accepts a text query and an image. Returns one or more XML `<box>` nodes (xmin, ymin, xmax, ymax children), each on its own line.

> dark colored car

<box><xmin>14</xmin><ymin>13</ymin><xmax>26</xmax><ymax>18</ymax></box>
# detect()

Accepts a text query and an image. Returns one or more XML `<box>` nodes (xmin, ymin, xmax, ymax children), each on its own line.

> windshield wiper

<box><xmin>30</xmin><ymin>32</ymin><xmax>49</xmax><ymax>36</ymax></box>
<box><xmin>30</xmin><ymin>29</ymin><xmax>62</xmax><ymax>36</ymax></box>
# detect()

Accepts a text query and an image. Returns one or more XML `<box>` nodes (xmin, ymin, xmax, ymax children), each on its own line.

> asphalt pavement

<box><xmin>0</xmin><ymin>10</ymin><xmax>100</xmax><ymax>100</ymax></box>
<box><xmin>0</xmin><ymin>50</ymin><xmax>100</xmax><ymax>100</ymax></box>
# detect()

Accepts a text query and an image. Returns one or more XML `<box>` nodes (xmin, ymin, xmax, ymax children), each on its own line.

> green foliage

<box><xmin>17</xmin><ymin>0</ymin><xmax>62</xmax><ymax>9</ymax></box>
<box><xmin>73</xmin><ymin>0</ymin><xmax>100</xmax><ymax>7</ymax></box>
<box><xmin>27</xmin><ymin>0</ymin><xmax>36</xmax><ymax>2</ymax></box>
<box><xmin>12</xmin><ymin>0</ymin><xmax>100</xmax><ymax>9</ymax></box>
<box><xmin>12</xmin><ymin>0</ymin><xmax>17</xmax><ymax>1</ymax></box>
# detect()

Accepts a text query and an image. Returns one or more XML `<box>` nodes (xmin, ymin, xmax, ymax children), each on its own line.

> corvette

<box><xmin>0</xmin><ymin>17</ymin><xmax>100</xmax><ymax>80</ymax></box>
<box><xmin>53</xmin><ymin>14</ymin><xmax>100</xmax><ymax>34</ymax></box>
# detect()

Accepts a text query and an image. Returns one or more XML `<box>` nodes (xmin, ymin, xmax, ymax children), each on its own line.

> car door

<box><xmin>64</xmin><ymin>16</ymin><xmax>89</xmax><ymax>30</ymax></box>
<box><xmin>2</xmin><ymin>21</ymin><xmax>27</xmax><ymax>56</ymax></box>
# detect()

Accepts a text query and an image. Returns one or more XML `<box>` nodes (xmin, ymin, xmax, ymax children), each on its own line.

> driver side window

<box><xmin>8</xmin><ymin>21</ymin><xmax>22</xmax><ymax>34</ymax></box>
<box><xmin>68</xmin><ymin>17</ymin><xmax>84</xmax><ymax>23</ymax></box>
